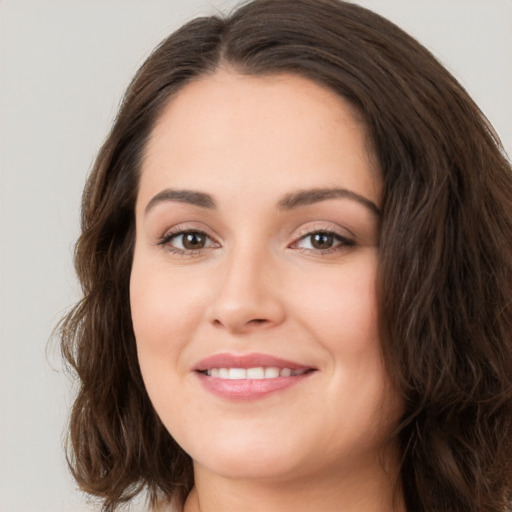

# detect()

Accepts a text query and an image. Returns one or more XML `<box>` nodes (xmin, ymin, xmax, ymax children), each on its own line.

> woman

<box><xmin>60</xmin><ymin>0</ymin><xmax>512</xmax><ymax>511</ymax></box>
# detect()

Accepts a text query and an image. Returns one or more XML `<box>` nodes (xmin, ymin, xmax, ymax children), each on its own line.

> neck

<box><xmin>183</xmin><ymin>455</ymin><xmax>405</xmax><ymax>512</ymax></box>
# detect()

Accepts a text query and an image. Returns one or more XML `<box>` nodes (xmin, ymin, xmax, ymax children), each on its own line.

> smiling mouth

<box><xmin>194</xmin><ymin>354</ymin><xmax>316</xmax><ymax>400</ymax></box>
<box><xmin>200</xmin><ymin>367</ymin><xmax>311</xmax><ymax>379</ymax></box>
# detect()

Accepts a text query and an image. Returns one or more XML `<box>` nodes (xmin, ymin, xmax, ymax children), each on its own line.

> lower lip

<box><xmin>196</xmin><ymin>371</ymin><xmax>314</xmax><ymax>400</ymax></box>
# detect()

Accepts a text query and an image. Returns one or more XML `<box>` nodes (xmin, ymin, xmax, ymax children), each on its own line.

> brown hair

<box><xmin>59</xmin><ymin>1</ymin><xmax>512</xmax><ymax>511</ymax></box>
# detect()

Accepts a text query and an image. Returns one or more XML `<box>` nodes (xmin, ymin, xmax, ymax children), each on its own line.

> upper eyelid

<box><xmin>159</xmin><ymin>223</ymin><xmax>217</xmax><ymax>239</ymax></box>
<box><xmin>161</xmin><ymin>229</ymin><xmax>217</xmax><ymax>243</ymax></box>
<box><xmin>296</xmin><ymin>229</ymin><xmax>350</xmax><ymax>241</ymax></box>
<box><xmin>291</xmin><ymin>222</ymin><xmax>356</xmax><ymax>241</ymax></box>
<box><xmin>159</xmin><ymin>225</ymin><xmax>349</xmax><ymax>237</ymax></box>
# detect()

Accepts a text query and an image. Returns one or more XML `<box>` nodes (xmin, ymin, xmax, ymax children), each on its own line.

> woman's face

<box><xmin>130</xmin><ymin>70</ymin><xmax>402</xmax><ymax>484</ymax></box>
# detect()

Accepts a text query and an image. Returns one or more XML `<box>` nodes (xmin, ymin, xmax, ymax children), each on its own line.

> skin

<box><xmin>130</xmin><ymin>69</ymin><xmax>405</xmax><ymax>512</ymax></box>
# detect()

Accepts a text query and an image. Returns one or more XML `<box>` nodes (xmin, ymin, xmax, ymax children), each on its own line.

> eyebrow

<box><xmin>144</xmin><ymin>186</ymin><xmax>380</xmax><ymax>216</ymax></box>
<box><xmin>145</xmin><ymin>189</ymin><xmax>216</xmax><ymax>213</ymax></box>
<box><xmin>277</xmin><ymin>188</ymin><xmax>381</xmax><ymax>216</ymax></box>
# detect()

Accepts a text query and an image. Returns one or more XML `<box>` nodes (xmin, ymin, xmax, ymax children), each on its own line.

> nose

<box><xmin>207</xmin><ymin>246</ymin><xmax>286</xmax><ymax>334</ymax></box>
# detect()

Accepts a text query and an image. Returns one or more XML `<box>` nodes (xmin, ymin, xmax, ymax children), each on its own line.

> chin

<box><xmin>199</xmin><ymin>451</ymin><xmax>305</xmax><ymax>482</ymax></box>
<box><xmin>179</xmin><ymin>428</ymin><xmax>310</xmax><ymax>481</ymax></box>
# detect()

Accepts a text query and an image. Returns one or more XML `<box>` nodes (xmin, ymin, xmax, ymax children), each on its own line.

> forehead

<box><xmin>138</xmin><ymin>70</ymin><xmax>380</xmax><ymax>210</ymax></box>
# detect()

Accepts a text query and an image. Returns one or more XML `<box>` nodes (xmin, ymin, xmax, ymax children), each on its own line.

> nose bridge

<box><xmin>208</xmin><ymin>237</ymin><xmax>284</xmax><ymax>332</ymax></box>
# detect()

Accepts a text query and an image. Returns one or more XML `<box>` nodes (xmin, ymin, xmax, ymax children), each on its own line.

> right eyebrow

<box><xmin>144</xmin><ymin>188</ymin><xmax>217</xmax><ymax>214</ymax></box>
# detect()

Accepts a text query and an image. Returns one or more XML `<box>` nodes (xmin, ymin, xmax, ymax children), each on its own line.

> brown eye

<box><xmin>293</xmin><ymin>230</ymin><xmax>355</xmax><ymax>252</ymax></box>
<box><xmin>181</xmin><ymin>231</ymin><xmax>207</xmax><ymax>250</ymax></box>
<box><xmin>310</xmin><ymin>232</ymin><xmax>334</xmax><ymax>250</ymax></box>
<box><xmin>160</xmin><ymin>230</ymin><xmax>217</xmax><ymax>253</ymax></box>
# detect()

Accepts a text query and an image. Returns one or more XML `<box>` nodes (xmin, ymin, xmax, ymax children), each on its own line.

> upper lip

<box><xmin>193</xmin><ymin>353</ymin><xmax>315</xmax><ymax>372</ymax></box>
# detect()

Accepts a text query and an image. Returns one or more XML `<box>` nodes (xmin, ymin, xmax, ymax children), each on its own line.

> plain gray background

<box><xmin>0</xmin><ymin>1</ymin><xmax>511</xmax><ymax>511</ymax></box>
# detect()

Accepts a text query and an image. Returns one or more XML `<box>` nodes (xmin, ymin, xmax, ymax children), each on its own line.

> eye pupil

<box><xmin>183</xmin><ymin>232</ymin><xmax>206</xmax><ymax>249</ymax></box>
<box><xmin>311</xmin><ymin>233</ymin><xmax>333</xmax><ymax>249</ymax></box>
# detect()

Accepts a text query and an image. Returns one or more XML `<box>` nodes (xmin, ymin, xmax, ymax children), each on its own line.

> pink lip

<box><xmin>193</xmin><ymin>352</ymin><xmax>316</xmax><ymax>401</ymax></box>
<box><xmin>193</xmin><ymin>352</ymin><xmax>312</xmax><ymax>372</ymax></box>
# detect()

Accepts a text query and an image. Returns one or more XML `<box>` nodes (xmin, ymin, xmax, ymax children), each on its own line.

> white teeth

<box><xmin>205</xmin><ymin>367</ymin><xmax>308</xmax><ymax>379</ymax></box>
<box><xmin>227</xmin><ymin>368</ymin><xmax>246</xmax><ymax>380</ymax></box>
<box><xmin>246</xmin><ymin>367</ymin><xmax>265</xmax><ymax>379</ymax></box>
<box><xmin>265</xmin><ymin>367</ymin><xmax>280</xmax><ymax>378</ymax></box>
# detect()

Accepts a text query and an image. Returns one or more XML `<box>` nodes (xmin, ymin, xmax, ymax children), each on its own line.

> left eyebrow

<box><xmin>277</xmin><ymin>187</ymin><xmax>381</xmax><ymax>216</ymax></box>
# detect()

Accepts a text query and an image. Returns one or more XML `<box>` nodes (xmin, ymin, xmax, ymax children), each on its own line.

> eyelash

<box><xmin>157</xmin><ymin>228</ymin><xmax>219</xmax><ymax>256</ymax></box>
<box><xmin>157</xmin><ymin>227</ymin><xmax>356</xmax><ymax>256</ymax></box>
<box><xmin>291</xmin><ymin>228</ymin><xmax>356</xmax><ymax>254</ymax></box>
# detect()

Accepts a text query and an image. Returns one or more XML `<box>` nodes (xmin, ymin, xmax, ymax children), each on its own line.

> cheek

<box><xmin>129</xmin><ymin>256</ymin><xmax>208</xmax><ymax>433</ymax></box>
<box><xmin>130</xmin><ymin>256</ymin><xmax>205</xmax><ymax>348</ymax></box>
<box><xmin>129</xmin><ymin>256</ymin><xmax>205</xmax><ymax>403</ymax></box>
<box><xmin>291</xmin><ymin>253</ymin><xmax>380</xmax><ymax>355</ymax></box>
<box><xmin>288</xmin><ymin>254</ymin><xmax>394</xmax><ymax>423</ymax></box>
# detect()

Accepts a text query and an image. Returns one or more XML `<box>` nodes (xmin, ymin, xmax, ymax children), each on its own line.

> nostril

<box><xmin>211</xmin><ymin>317</ymin><xmax>269</xmax><ymax>330</ymax></box>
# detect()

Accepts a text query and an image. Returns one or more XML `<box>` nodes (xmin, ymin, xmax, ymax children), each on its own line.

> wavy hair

<box><xmin>59</xmin><ymin>1</ymin><xmax>512</xmax><ymax>510</ymax></box>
